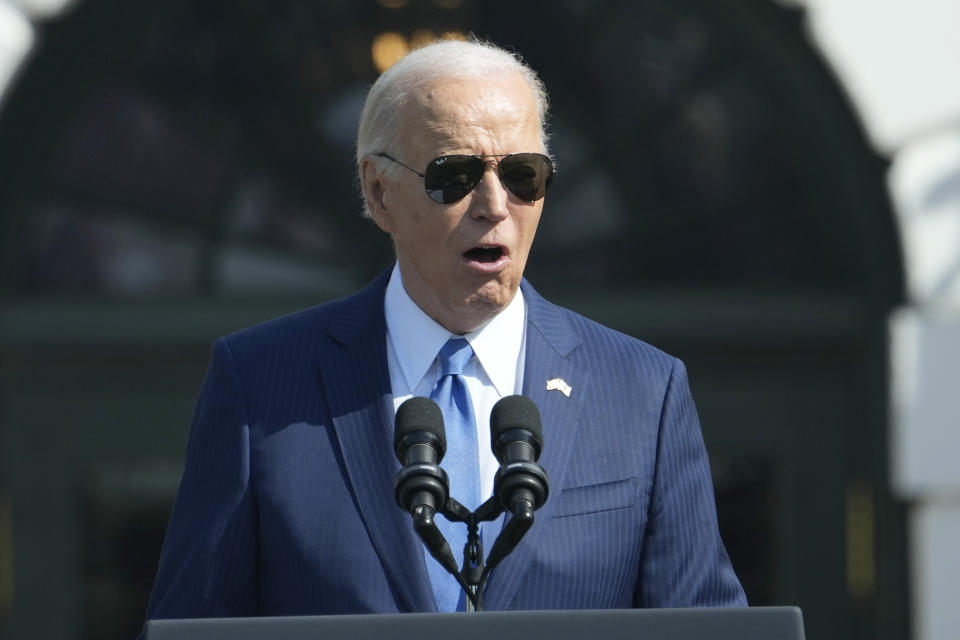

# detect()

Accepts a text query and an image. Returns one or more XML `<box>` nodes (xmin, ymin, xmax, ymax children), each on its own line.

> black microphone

<box><xmin>393</xmin><ymin>396</ymin><xmax>459</xmax><ymax>576</ymax></box>
<box><xmin>484</xmin><ymin>395</ymin><xmax>550</xmax><ymax>574</ymax></box>
<box><xmin>394</xmin><ymin>396</ymin><xmax>448</xmax><ymax>515</ymax></box>
<box><xmin>490</xmin><ymin>395</ymin><xmax>549</xmax><ymax>516</ymax></box>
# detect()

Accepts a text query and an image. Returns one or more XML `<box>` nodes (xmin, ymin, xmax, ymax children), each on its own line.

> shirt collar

<box><xmin>384</xmin><ymin>263</ymin><xmax>525</xmax><ymax>396</ymax></box>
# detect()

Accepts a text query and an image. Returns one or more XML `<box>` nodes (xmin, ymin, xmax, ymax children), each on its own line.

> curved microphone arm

<box><xmin>439</xmin><ymin>494</ymin><xmax>504</xmax><ymax>610</ymax></box>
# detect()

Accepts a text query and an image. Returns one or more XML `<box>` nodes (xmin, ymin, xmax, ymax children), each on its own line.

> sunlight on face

<box><xmin>371</xmin><ymin>72</ymin><xmax>545</xmax><ymax>333</ymax></box>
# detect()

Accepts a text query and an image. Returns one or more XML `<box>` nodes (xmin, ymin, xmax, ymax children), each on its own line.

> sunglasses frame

<box><xmin>375</xmin><ymin>151</ymin><xmax>555</xmax><ymax>204</ymax></box>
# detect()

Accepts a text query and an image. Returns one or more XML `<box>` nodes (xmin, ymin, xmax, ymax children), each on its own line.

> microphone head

<box><xmin>490</xmin><ymin>395</ymin><xmax>543</xmax><ymax>459</ymax></box>
<box><xmin>394</xmin><ymin>396</ymin><xmax>446</xmax><ymax>462</ymax></box>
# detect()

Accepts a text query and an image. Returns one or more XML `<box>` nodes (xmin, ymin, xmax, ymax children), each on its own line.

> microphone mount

<box><xmin>435</xmin><ymin>493</ymin><xmax>512</xmax><ymax>611</ymax></box>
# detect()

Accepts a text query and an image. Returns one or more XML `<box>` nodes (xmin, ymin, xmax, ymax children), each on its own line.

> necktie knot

<box><xmin>438</xmin><ymin>337</ymin><xmax>473</xmax><ymax>377</ymax></box>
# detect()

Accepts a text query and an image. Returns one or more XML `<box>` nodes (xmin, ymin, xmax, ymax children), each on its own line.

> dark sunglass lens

<box><xmin>423</xmin><ymin>155</ymin><xmax>485</xmax><ymax>204</ymax></box>
<box><xmin>499</xmin><ymin>154</ymin><xmax>554</xmax><ymax>201</ymax></box>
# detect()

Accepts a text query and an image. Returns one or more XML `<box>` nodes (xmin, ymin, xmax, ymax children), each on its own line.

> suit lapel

<box><xmin>484</xmin><ymin>281</ymin><xmax>592</xmax><ymax>610</ymax></box>
<box><xmin>318</xmin><ymin>271</ymin><xmax>436</xmax><ymax>612</ymax></box>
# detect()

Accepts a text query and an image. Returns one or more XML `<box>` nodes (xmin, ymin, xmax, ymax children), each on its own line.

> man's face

<box><xmin>364</xmin><ymin>72</ymin><xmax>545</xmax><ymax>334</ymax></box>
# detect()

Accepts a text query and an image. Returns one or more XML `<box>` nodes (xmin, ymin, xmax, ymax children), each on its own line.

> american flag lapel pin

<box><xmin>545</xmin><ymin>377</ymin><xmax>572</xmax><ymax>397</ymax></box>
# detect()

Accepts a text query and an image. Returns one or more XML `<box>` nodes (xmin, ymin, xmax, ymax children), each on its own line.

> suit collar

<box><xmin>484</xmin><ymin>279</ymin><xmax>592</xmax><ymax>610</ymax></box>
<box><xmin>319</xmin><ymin>267</ymin><xmax>437</xmax><ymax>612</ymax></box>
<box><xmin>325</xmin><ymin>268</ymin><xmax>391</xmax><ymax>347</ymax></box>
<box><xmin>521</xmin><ymin>279</ymin><xmax>582</xmax><ymax>357</ymax></box>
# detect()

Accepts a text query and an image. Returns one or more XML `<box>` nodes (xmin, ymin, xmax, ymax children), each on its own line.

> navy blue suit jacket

<box><xmin>145</xmin><ymin>269</ymin><xmax>745</xmax><ymax>620</ymax></box>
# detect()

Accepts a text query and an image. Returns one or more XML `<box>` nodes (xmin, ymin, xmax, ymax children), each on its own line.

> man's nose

<box><xmin>468</xmin><ymin>163</ymin><xmax>509</xmax><ymax>221</ymax></box>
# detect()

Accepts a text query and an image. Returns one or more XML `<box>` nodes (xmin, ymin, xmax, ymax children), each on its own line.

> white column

<box><xmin>793</xmin><ymin>2</ymin><xmax>960</xmax><ymax>639</ymax></box>
<box><xmin>0</xmin><ymin>1</ymin><xmax>34</xmax><ymax>111</ymax></box>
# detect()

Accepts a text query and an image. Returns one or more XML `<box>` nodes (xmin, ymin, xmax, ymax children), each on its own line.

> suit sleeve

<box><xmin>634</xmin><ymin>358</ymin><xmax>747</xmax><ymax>607</ymax></box>
<box><xmin>144</xmin><ymin>337</ymin><xmax>259</xmax><ymax>621</ymax></box>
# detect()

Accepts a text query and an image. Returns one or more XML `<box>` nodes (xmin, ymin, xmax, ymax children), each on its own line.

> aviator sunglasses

<box><xmin>376</xmin><ymin>152</ymin><xmax>555</xmax><ymax>204</ymax></box>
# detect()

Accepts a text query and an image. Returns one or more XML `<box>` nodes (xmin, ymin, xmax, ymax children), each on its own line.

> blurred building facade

<box><xmin>791</xmin><ymin>3</ymin><xmax>960</xmax><ymax>640</ymax></box>
<box><xmin>0</xmin><ymin>1</ymin><xmax>954</xmax><ymax>639</ymax></box>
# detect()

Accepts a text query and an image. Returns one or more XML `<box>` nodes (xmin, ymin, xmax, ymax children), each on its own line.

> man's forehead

<box><xmin>396</xmin><ymin>74</ymin><xmax>540</xmax><ymax>151</ymax></box>
<box><xmin>399</xmin><ymin>113</ymin><xmax>541</xmax><ymax>159</ymax></box>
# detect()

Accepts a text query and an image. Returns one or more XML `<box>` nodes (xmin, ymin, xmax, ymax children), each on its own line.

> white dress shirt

<box><xmin>384</xmin><ymin>263</ymin><xmax>527</xmax><ymax>509</ymax></box>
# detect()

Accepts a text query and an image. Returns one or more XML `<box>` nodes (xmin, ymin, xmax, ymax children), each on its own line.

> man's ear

<box><xmin>361</xmin><ymin>157</ymin><xmax>393</xmax><ymax>233</ymax></box>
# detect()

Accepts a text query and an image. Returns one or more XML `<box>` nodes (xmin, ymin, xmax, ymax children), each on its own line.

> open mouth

<box><xmin>464</xmin><ymin>246</ymin><xmax>504</xmax><ymax>263</ymax></box>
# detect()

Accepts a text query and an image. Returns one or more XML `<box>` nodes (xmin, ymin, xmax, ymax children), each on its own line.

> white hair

<box><xmin>356</xmin><ymin>38</ymin><xmax>550</xmax><ymax>218</ymax></box>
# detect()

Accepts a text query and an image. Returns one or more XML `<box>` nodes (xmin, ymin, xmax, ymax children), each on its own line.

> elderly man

<box><xmin>143</xmin><ymin>39</ymin><xmax>746</xmax><ymax>622</ymax></box>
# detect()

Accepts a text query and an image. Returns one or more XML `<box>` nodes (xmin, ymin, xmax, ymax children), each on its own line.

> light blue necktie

<box><xmin>427</xmin><ymin>337</ymin><xmax>481</xmax><ymax>612</ymax></box>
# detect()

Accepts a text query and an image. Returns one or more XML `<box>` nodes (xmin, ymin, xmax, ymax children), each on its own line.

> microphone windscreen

<box><xmin>490</xmin><ymin>395</ymin><xmax>543</xmax><ymax>448</ymax></box>
<box><xmin>394</xmin><ymin>396</ymin><xmax>446</xmax><ymax>458</ymax></box>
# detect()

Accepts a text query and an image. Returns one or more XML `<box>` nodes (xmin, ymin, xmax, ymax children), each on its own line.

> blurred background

<box><xmin>0</xmin><ymin>0</ymin><xmax>958</xmax><ymax>639</ymax></box>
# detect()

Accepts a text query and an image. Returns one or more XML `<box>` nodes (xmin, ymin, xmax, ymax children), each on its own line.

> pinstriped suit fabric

<box><xmin>144</xmin><ymin>269</ymin><xmax>745</xmax><ymax>627</ymax></box>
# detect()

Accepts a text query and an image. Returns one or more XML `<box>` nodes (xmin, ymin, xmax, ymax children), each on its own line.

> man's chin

<box><xmin>460</xmin><ymin>283</ymin><xmax>516</xmax><ymax>321</ymax></box>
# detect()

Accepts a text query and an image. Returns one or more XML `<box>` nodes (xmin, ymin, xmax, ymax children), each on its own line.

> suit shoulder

<box><xmin>221</xmin><ymin>299</ymin><xmax>323</xmax><ymax>343</ymax></box>
<box><xmin>217</xmin><ymin>289</ymin><xmax>374</xmax><ymax>365</ymax></box>
<box><xmin>548</xmin><ymin>300</ymin><xmax>679</xmax><ymax>378</ymax></box>
<box><xmin>215</xmin><ymin>269</ymin><xmax>389</xmax><ymax>358</ymax></box>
